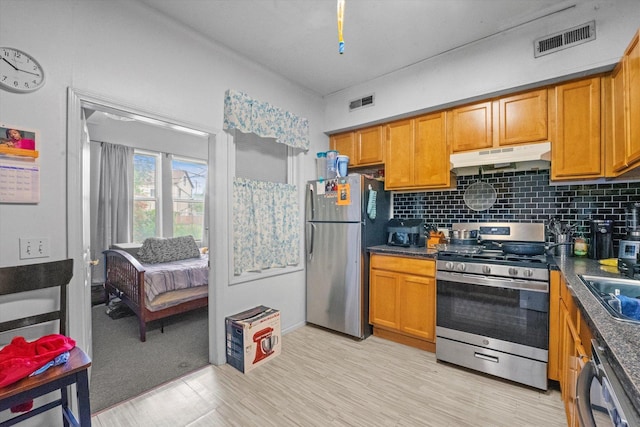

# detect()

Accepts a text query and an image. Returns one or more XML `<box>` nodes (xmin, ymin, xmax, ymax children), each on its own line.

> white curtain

<box><xmin>95</xmin><ymin>142</ymin><xmax>133</xmax><ymax>257</ymax></box>
<box><xmin>233</xmin><ymin>177</ymin><xmax>299</xmax><ymax>275</ymax></box>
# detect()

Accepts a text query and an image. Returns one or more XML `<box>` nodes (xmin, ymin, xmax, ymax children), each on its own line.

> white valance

<box><xmin>224</xmin><ymin>89</ymin><xmax>310</xmax><ymax>151</ymax></box>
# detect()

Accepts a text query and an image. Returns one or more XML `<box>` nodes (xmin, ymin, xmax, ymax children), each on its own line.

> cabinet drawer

<box><xmin>371</xmin><ymin>254</ymin><xmax>435</xmax><ymax>276</ymax></box>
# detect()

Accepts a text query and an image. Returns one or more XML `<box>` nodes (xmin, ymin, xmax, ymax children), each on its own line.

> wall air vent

<box><xmin>349</xmin><ymin>94</ymin><xmax>375</xmax><ymax>111</ymax></box>
<box><xmin>534</xmin><ymin>21</ymin><xmax>596</xmax><ymax>58</ymax></box>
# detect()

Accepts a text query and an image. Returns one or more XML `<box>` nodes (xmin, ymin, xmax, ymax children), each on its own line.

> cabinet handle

<box><xmin>474</xmin><ymin>352</ymin><xmax>499</xmax><ymax>363</ymax></box>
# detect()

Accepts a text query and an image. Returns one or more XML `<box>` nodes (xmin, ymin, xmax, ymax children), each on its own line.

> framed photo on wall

<box><xmin>0</xmin><ymin>125</ymin><xmax>37</xmax><ymax>152</ymax></box>
<box><xmin>0</xmin><ymin>123</ymin><xmax>40</xmax><ymax>203</ymax></box>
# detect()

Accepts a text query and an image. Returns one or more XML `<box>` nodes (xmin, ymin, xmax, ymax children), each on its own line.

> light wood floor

<box><xmin>91</xmin><ymin>325</ymin><xmax>566</xmax><ymax>426</ymax></box>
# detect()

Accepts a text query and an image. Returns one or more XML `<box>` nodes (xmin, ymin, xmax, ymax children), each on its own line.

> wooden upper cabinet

<box><xmin>626</xmin><ymin>29</ymin><xmax>640</xmax><ymax>167</ymax></box>
<box><xmin>610</xmin><ymin>62</ymin><xmax>628</xmax><ymax>173</ymax></box>
<box><xmin>414</xmin><ymin>112</ymin><xmax>450</xmax><ymax>188</ymax></box>
<box><xmin>330</xmin><ymin>132</ymin><xmax>355</xmax><ymax>163</ymax></box>
<box><xmin>330</xmin><ymin>126</ymin><xmax>384</xmax><ymax>167</ymax></box>
<box><xmin>550</xmin><ymin>77</ymin><xmax>602</xmax><ymax>180</ymax></box>
<box><xmin>448</xmin><ymin>101</ymin><xmax>492</xmax><ymax>152</ymax></box>
<box><xmin>385</xmin><ymin>113</ymin><xmax>450</xmax><ymax>190</ymax></box>
<box><xmin>497</xmin><ymin>89</ymin><xmax>548</xmax><ymax>146</ymax></box>
<box><xmin>385</xmin><ymin>119</ymin><xmax>415</xmax><ymax>189</ymax></box>
<box><xmin>356</xmin><ymin>125</ymin><xmax>385</xmax><ymax>165</ymax></box>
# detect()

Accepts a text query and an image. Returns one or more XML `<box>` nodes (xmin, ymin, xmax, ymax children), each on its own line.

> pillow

<box><xmin>137</xmin><ymin>235</ymin><xmax>201</xmax><ymax>264</ymax></box>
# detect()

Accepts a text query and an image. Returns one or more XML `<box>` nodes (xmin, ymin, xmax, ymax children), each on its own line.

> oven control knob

<box><xmin>445</xmin><ymin>262</ymin><xmax>454</xmax><ymax>270</ymax></box>
<box><xmin>523</xmin><ymin>269</ymin><xmax>534</xmax><ymax>278</ymax></box>
<box><xmin>456</xmin><ymin>263</ymin><xmax>466</xmax><ymax>272</ymax></box>
<box><xmin>508</xmin><ymin>267</ymin><xmax>518</xmax><ymax>276</ymax></box>
<box><xmin>482</xmin><ymin>265</ymin><xmax>491</xmax><ymax>274</ymax></box>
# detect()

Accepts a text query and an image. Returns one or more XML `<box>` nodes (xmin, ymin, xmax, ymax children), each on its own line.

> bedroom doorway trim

<box><xmin>66</xmin><ymin>88</ymin><xmax>227</xmax><ymax>365</ymax></box>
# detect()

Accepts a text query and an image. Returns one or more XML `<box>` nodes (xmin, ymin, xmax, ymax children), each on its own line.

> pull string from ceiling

<box><xmin>337</xmin><ymin>0</ymin><xmax>345</xmax><ymax>54</ymax></box>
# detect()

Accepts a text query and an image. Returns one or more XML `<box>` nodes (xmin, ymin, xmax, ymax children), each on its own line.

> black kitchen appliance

<box><xmin>588</xmin><ymin>219</ymin><xmax>615</xmax><ymax>260</ymax></box>
<box><xmin>625</xmin><ymin>201</ymin><xmax>640</xmax><ymax>236</ymax></box>
<box><xmin>435</xmin><ymin>222</ymin><xmax>550</xmax><ymax>390</ymax></box>
<box><xmin>386</xmin><ymin>218</ymin><xmax>423</xmax><ymax>247</ymax></box>
<box><xmin>618</xmin><ymin>258</ymin><xmax>640</xmax><ymax>279</ymax></box>
<box><xmin>577</xmin><ymin>340</ymin><xmax>640</xmax><ymax>427</ymax></box>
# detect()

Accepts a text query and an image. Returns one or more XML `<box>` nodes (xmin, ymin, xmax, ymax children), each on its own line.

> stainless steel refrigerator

<box><xmin>305</xmin><ymin>174</ymin><xmax>390</xmax><ymax>338</ymax></box>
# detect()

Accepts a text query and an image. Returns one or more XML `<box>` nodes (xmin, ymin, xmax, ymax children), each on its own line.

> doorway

<box><xmin>66</xmin><ymin>89</ymin><xmax>222</xmax><ymax>412</ymax></box>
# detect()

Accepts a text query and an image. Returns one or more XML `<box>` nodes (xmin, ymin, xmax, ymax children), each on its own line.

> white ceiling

<box><xmin>138</xmin><ymin>0</ymin><xmax>573</xmax><ymax>97</ymax></box>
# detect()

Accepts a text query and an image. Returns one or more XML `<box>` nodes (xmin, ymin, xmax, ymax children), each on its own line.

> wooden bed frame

<box><xmin>103</xmin><ymin>249</ymin><xmax>208</xmax><ymax>342</ymax></box>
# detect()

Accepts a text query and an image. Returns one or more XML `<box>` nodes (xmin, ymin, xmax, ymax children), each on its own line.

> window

<box><xmin>133</xmin><ymin>152</ymin><xmax>159</xmax><ymax>242</ymax></box>
<box><xmin>171</xmin><ymin>157</ymin><xmax>207</xmax><ymax>240</ymax></box>
<box><xmin>231</xmin><ymin>132</ymin><xmax>301</xmax><ymax>281</ymax></box>
<box><xmin>133</xmin><ymin>151</ymin><xmax>207</xmax><ymax>242</ymax></box>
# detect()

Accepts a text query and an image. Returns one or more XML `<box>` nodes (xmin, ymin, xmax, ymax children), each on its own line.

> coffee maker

<box><xmin>588</xmin><ymin>219</ymin><xmax>614</xmax><ymax>260</ymax></box>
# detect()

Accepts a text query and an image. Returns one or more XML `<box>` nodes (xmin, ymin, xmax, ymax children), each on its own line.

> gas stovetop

<box><xmin>437</xmin><ymin>250</ymin><xmax>548</xmax><ymax>265</ymax></box>
<box><xmin>438</xmin><ymin>222</ymin><xmax>549</xmax><ymax>268</ymax></box>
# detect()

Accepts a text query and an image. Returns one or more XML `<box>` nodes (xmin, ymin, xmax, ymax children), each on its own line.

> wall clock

<box><xmin>0</xmin><ymin>47</ymin><xmax>45</xmax><ymax>93</ymax></box>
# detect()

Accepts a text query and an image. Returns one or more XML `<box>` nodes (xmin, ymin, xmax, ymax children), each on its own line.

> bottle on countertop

<box><xmin>574</xmin><ymin>234</ymin><xmax>588</xmax><ymax>257</ymax></box>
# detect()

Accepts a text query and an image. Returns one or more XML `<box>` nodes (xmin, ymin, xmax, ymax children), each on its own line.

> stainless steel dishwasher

<box><xmin>577</xmin><ymin>340</ymin><xmax>640</xmax><ymax>427</ymax></box>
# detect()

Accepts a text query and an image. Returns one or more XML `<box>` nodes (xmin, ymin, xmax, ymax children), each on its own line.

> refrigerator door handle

<box><xmin>307</xmin><ymin>223</ymin><xmax>315</xmax><ymax>261</ymax></box>
<box><xmin>309</xmin><ymin>183</ymin><xmax>315</xmax><ymax>221</ymax></box>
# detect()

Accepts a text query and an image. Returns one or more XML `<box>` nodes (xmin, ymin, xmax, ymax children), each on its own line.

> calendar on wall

<box><xmin>0</xmin><ymin>124</ymin><xmax>40</xmax><ymax>204</ymax></box>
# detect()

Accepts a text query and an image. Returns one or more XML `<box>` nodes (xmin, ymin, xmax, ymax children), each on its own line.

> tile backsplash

<box><xmin>392</xmin><ymin>170</ymin><xmax>640</xmax><ymax>246</ymax></box>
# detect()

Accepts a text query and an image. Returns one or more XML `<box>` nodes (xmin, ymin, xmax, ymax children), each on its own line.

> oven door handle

<box><xmin>436</xmin><ymin>271</ymin><xmax>548</xmax><ymax>292</ymax></box>
<box><xmin>576</xmin><ymin>359</ymin><xmax>597</xmax><ymax>427</ymax></box>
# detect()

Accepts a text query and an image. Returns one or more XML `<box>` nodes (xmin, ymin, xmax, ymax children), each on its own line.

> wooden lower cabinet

<box><xmin>549</xmin><ymin>270</ymin><xmax>591</xmax><ymax>427</ymax></box>
<box><xmin>369</xmin><ymin>254</ymin><xmax>436</xmax><ymax>352</ymax></box>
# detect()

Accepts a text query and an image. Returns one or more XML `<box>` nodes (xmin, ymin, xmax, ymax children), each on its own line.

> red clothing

<box><xmin>0</xmin><ymin>334</ymin><xmax>75</xmax><ymax>389</ymax></box>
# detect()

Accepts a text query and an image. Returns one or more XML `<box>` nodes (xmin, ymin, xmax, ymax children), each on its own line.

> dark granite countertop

<box><xmin>552</xmin><ymin>256</ymin><xmax>640</xmax><ymax>413</ymax></box>
<box><xmin>367</xmin><ymin>246</ymin><xmax>639</xmax><ymax>412</ymax></box>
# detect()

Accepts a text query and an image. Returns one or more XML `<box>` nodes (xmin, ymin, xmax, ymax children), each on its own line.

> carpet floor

<box><xmin>90</xmin><ymin>304</ymin><xmax>209</xmax><ymax>413</ymax></box>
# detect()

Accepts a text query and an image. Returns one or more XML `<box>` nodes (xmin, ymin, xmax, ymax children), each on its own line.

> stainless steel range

<box><xmin>436</xmin><ymin>222</ymin><xmax>550</xmax><ymax>390</ymax></box>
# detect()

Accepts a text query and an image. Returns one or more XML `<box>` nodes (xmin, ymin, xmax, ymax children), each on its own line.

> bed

<box><xmin>103</xmin><ymin>236</ymin><xmax>209</xmax><ymax>342</ymax></box>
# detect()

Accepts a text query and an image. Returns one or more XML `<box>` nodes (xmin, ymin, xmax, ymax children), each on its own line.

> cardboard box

<box><xmin>225</xmin><ymin>305</ymin><xmax>281</xmax><ymax>373</ymax></box>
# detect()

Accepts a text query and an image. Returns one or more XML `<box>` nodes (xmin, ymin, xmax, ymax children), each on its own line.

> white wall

<box><xmin>324</xmin><ymin>0</ymin><xmax>640</xmax><ymax>132</ymax></box>
<box><xmin>0</xmin><ymin>1</ymin><xmax>325</xmax><ymax>406</ymax></box>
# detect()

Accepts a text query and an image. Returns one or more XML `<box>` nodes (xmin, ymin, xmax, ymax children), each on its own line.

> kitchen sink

<box><xmin>578</xmin><ymin>275</ymin><xmax>640</xmax><ymax>324</ymax></box>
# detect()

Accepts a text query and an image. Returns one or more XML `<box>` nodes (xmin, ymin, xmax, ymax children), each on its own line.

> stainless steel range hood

<box><xmin>450</xmin><ymin>142</ymin><xmax>551</xmax><ymax>176</ymax></box>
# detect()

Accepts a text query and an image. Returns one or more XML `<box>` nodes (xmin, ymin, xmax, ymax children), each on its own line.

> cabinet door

<box><xmin>551</xmin><ymin>77</ymin><xmax>602</xmax><ymax>180</ymax></box>
<box><xmin>369</xmin><ymin>269</ymin><xmax>399</xmax><ymax>330</ymax></box>
<box><xmin>414</xmin><ymin>112</ymin><xmax>450</xmax><ymax>188</ymax></box>
<box><xmin>498</xmin><ymin>89</ymin><xmax>548</xmax><ymax>146</ymax></box>
<box><xmin>560</xmin><ymin>302</ymin><xmax>575</xmax><ymax>425</ymax></box>
<box><xmin>385</xmin><ymin>119</ymin><xmax>415</xmax><ymax>189</ymax></box>
<box><xmin>626</xmin><ymin>30</ymin><xmax>640</xmax><ymax>166</ymax></box>
<box><xmin>357</xmin><ymin>126</ymin><xmax>384</xmax><ymax>165</ymax></box>
<box><xmin>611</xmin><ymin>62</ymin><xmax>628</xmax><ymax>172</ymax></box>
<box><xmin>330</xmin><ymin>132</ymin><xmax>356</xmax><ymax>164</ymax></box>
<box><xmin>398</xmin><ymin>275</ymin><xmax>435</xmax><ymax>341</ymax></box>
<box><xmin>449</xmin><ymin>101</ymin><xmax>492</xmax><ymax>152</ymax></box>
<box><xmin>547</xmin><ymin>270</ymin><xmax>561</xmax><ymax>381</ymax></box>
<box><xmin>561</xmin><ymin>301</ymin><xmax>585</xmax><ymax>427</ymax></box>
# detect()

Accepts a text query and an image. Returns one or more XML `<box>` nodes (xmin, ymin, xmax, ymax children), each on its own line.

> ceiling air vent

<box><xmin>349</xmin><ymin>94</ymin><xmax>375</xmax><ymax>111</ymax></box>
<box><xmin>534</xmin><ymin>21</ymin><xmax>596</xmax><ymax>58</ymax></box>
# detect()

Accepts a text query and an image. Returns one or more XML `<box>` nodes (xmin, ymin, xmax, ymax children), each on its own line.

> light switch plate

<box><xmin>19</xmin><ymin>238</ymin><xmax>50</xmax><ymax>259</ymax></box>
